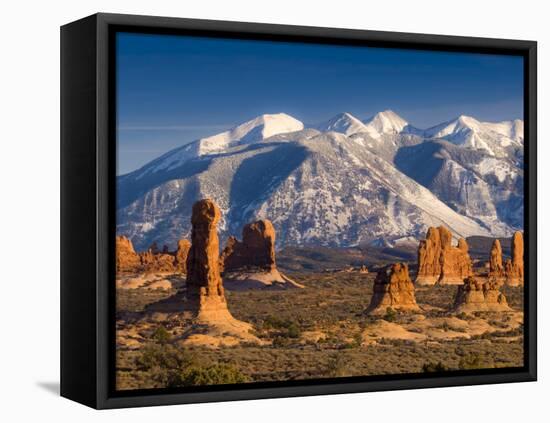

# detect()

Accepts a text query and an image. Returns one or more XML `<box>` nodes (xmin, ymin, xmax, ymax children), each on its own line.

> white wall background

<box><xmin>1</xmin><ymin>0</ymin><xmax>546</xmax><ymax>421</ymax></box>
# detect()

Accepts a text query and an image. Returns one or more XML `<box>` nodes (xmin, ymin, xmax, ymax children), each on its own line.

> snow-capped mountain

<box><xmin>316</xmin><ymin>112</ymin><xmax>367</xmax><ymax>136</ymax></box>
<box><xmin>117</xmin><ymin>111</ymin><xmax>524</xmax><ymax>250</ymax></box>
<box><xmin>363</xmin><ymin>110</ymin><xmax>410</xmax><ymax>137</ymax></box>
<box><xmin>422</xmin><ymin>115</ymin><xmax>523</xmax><ymax>158</ymax></box>
<box><xmin>130</xmin><ymin>113</ymin><xmax>304</xmax><ymax>179</ymax></box>
<box><xmin>316</xmin><ymin>110</ymin><xmax>420</xmax><ymax>139</ymax></box>
<box><xmin>482</xmin><ymin>119</ymin><xmax>524</xmax><ymax>144</ymax></box>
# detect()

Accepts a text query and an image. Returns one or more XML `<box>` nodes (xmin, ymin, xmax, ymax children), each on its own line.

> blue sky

<box><xmin>117</xmin><ymin>32</ymin><xmax>524</xmax><ymax>175</ymax></box>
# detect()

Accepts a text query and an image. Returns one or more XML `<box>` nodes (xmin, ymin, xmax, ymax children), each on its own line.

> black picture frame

<box><xmin>61</xmin><ymin>12</ymin><xmax>537</xmax><ymax>409</ymax></box>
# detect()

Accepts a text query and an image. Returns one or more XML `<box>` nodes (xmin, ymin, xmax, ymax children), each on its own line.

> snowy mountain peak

<box><xmin>199</xmin><ymin>112</ymin><xmax>304</xmax><ymax>154</ymax></box>
<box><xmin>130</xmin><ymin>113</ymin><xmax>304</xmax><ymax>176</ymax></box>
<box><xmin>429</xmin><ymin>115</ymin><xmax>482</xmax><ymax>137</ymax></box>
<box><xmin>363</xmin><ymin>110</ymin><xmax>409</xmax><ymax>137</ymax></box>
<box><xmin>423</xmin><ymin>114</ymin><xmax>523</xmax><ymax>156</ymax></box>
<box><xmin>457</xmin><ymin>114</ymin><xmax>477</xmax><ymax>123</ymax></box>
<box><xmin>245</xmin><ymin>113</ymin><xmax>305</xmax><ymax>140</ymax></box>
<box><xmin>316</xmin><ymin>112</ymin><xmax>367</xmax><ymax>136</ymax></box>
<box><xmin>482</xmin><ymin>118</ymin><xmax>524</xmax><ymax>144</ymax></box>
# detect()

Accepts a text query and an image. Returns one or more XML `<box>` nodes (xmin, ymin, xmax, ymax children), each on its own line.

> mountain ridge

<box><xmin>117</xmin><ymin>110</ymin><xmax>524</xmax><ymax>250</ymax></box>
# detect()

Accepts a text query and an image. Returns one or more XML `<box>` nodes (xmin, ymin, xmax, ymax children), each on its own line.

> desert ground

<box><xmin>115</xmin><ymin>266</ymin><xmax>524</xmax><ymax>391</ymax></box>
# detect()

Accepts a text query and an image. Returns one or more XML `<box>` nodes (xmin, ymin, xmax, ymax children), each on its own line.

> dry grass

<box><xmin>116</xmin><ymin>271</ymin><xmax>524</xmax><ymax>391</ymax></box>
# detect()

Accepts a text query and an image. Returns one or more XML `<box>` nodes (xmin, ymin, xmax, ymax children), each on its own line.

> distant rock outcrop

<box><xmin>221</xmin><ymin>219</ymin><xmax>304</xmax><ymax>289</ymax></box>
<box><xmin>174</xmin><ymin>239</ymin><xmax>191</xmax><ymax>273</ymax></box>
<box><xmin>439</xmin><ymin>236</ymin><xmax>473</xmax><ymax>284</ymax></box>
<box><xmin>416</xmin><ymin>227</ymin><xmax>443</xmax><ymax>285</ymax></box>
<box><xmin>222</xmin><ymin>220</ymin><xmax>277</xmax><ymax>271</ymax></box>
<box><xmin>416</xmin><ymin>226</ymin><xmax>472</xmax><ymax>285</ymax></box>
<box><xmin>116</xmin><ymin>235</ymin><xmax>190</xmax><ymax>275</ymax></box>
<box><xmin>505</xmin><ymin>231</ymin><xmax>524</xmax><ymax>286</ymax></box>
<box><xmin>453</xmin><ymin>276</ymin><xmax>511</xmax><ymax>313</ymax></box>
<box><xmin>140</xmin><ymin>245</ymin><xmax>178</xmax><ymax>273</ymax></box>
<box><xmin>116</xmin><ymin>236</ymin><xmax>142</xmax><ymax>273</ymax></box>
<box><xmin>488</xmin><ymin>239</ymin><xmax>506</xmax><ymax>283</ymax></box>
<box><xmin>366</xmin><ymin>263</ymin><xmax>420</xmax><ymax>315</ymax></box>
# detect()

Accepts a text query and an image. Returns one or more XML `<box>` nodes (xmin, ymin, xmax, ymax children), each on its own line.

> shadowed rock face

<box><xmin>174</xmin><ymin>239</ymin><xmax>191</xmax><ymax>273</ymax></box>
<box><xmin>489</xmin><ymin>239</ymin><xmax>505</xmax><ymax>282</ymax></box>
<box><xmin>416</xmin><ymin>226</ymin><xmax>472</xmax><ymax>285</ymax></box>
<box><xmin>505</xmin><ymin>231</ymin><xmax>524</xmax><ymax>286</ymax></box>
<box><xmin>453</xmin><ymin>276</ymin><xmax>511</xmax><ymax>313</ymax></box>
<box><xmin>221</xmin><ymin>220</ymin><xmax>277</xmax><ymax>272</ymax></box>
<box><xmin>366</xmin><ymin>263</ymin><xmax>419</xmax><ymax>315</ymax></box>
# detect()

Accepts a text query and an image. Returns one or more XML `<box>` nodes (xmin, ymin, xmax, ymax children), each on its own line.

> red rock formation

<box><xmin>174</xmin><ymin>239</ymin><xmax>191</xmax><ymax>273</ymax></box>
<box><xmin>505</xmin><ymin>231</ymin><xmax>524</xmax><ymax>286</ymax></box>
<box><xmin>219</xmin><ymin>236</ymin><xmax>238</xmax><ymax>273</ymax></box>
<box><xmin>439</xmin><ymin>236</ymin><xmax>473</xmax><ymax>285</ymax></box>
<box><xmin>145</xmin><ymin>199</ymin><xmax>260</xmax><ymax>346</ymax></box>
<box><xmin>416</xmin><ymin>227</ymin><xmax>443</xmax><ymax>285</ymax></box>
<box><xmin>185</xmin><ymin>199</ymin><xmax>226</xmax><ymax>314</ymax></box>
<box><xmin>366</xmin><ymin>263</ymin><xmax>420</xmax><ymax>315</ymax></box>
<box><xmin>116</xmin><ymin>236</ymin><xmax>141</xmax><ymax>272</ymax></box>
<box><xmin>220</xmin><ymin>219</ymin><xmax>302</xmax><ymax>289</ymax></box>
<box><xmin>416</xmin><ymin>226</ymin><xmax>472</xmax><ymax>285</ymax></box>
<box><xmin>488</xmin><ymin>239</ymin><xmax>506</xmax><ymax>283</ymax></box>
<box><xmin>140</xmin><ymin>247</ymin><xmax>175</xmax><ymax>273</ymax></box>
<box><xmin>222</xmin><ymin>220</ymin><xmax>277</xmax><ymax>272</ymax></box>
<box><xmin>116</xmin><ymin>235</ymin><xmax>191</xmax><ymax>275</ymax></box>
<box><xmin>453</xmin><ymin>276</ymin><xmax>511</xmax><ymax>313</ymax></box>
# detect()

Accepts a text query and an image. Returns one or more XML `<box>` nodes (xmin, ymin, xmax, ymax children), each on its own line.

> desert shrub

<box><xmin>458</xmin><ymin>352</ymin><xmax>484</xmax><ymax>370</ymax></box>
<box><xmin>135</xmin><ymin>344</ymin><xmax>196</xmax><ymax>371</ymax></box>
<box><xmin>438</xmin><ymin>322</ymin><xmax>451</xmax><ymax>332</ymax></box>
<box><xmin>342</xmin><ymin>333</ymin><xmax>363</xmax><ymax>349</ymax></box>
<box><xmin>152</xmin><ymin>325</ymin><xmax>171</xmax><ymax>345</ymax></box>
<box><xmin>456</xmin><ymin>312</ymin><xmax>470</xmax><ymax>320</ymax></box>
<box><xmin>263</xmin><ymin>315</ymin><xmax>302</xmax><ymax>338</ymax></box>
<box><xmin>262</xmin><ymin>315</ymin><xmax>289</xmax><ymax>329</ymax></box>
<box><xmin>286</xmin><ymin>322</ymin><xmax>301</xmax><ymax>339</ymax></box>
<box><xmin>325</xmin><ymin>353</ymin><xmax>352</xmax><ymax>378</ymax></box>
<box><xmin>383</xmin><ymin>307</ymin><xmax>397</xmax><ymax>322</ymax></box>
<box><xmin>422</xmin><ymin>361</ymin><xmax>449</xmax><ymax>373</ymax></box>
<box><xmin>168</xmin><ymin>364</ymin><xmax>250</xmax><ymax>387</ymax></box>
<box><xmin>272</xmin><ymin>336</ymin><xmax>300</xmax><ymax>348</ymax></box>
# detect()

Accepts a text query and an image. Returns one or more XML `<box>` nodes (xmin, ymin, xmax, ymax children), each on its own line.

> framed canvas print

<box><xmin>60</xmin><ymin>13</ymin><xmax>537</xmax><ymax>409</ymax></box>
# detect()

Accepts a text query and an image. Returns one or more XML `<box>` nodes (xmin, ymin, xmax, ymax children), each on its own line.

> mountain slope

<box><xmin>117</xmin><ymin>111</ymin><xmax>524</xmax><ymax>251</ymax></box>
<box><xmin>117</xmin><ymin>129</ymin><xmax>491</xmax><ymax>251</ymax></box>
<box><xmin>482</xmin><ymin>119</ymin><xmax>524</xmax><ymax>144</ymax></box>
<box><xmin>394</xmin><ymin>140</ymin><xmax>523</xmax><ymax>234</ymax></box>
